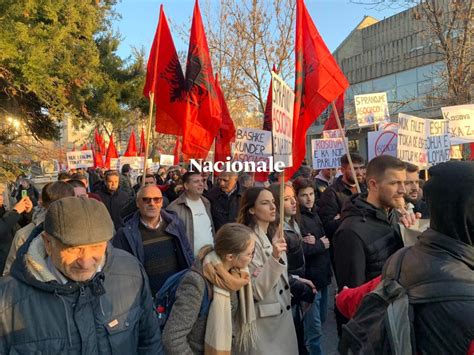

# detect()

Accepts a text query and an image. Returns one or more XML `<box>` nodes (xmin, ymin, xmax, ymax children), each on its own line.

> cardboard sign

<box><xmin>397</xmin><ymin>114</ymin><xmax>450</xmax><ymax>168</ymax></box>
<box><xmin>368</xmin><ymin>124</ymin><xmax>399</xmax><ymax>161</ymax></box>
<box><xmin>271</xmin><ymin>71</ymin><xmax>294</xmax><ymax>167</ymax></box>
<box><xmin>322</xmin><ymin>129</ymin><xmax>343</xmax><ymax>138</ymax></box>
<box><xmin>160</xmin><ymin>154</ymin><xmax>175</xmax><ymax>166</ymax></box>
<box><xmin>354</xmin><ymin>92</ymin><xmax>390</xmax><ymax>127</ymax></box>
<box><xmin>233</xmin><ymin>127</ymin><xmax>272</xmax><ymax>164</ymax></box>
<box><xmin>441</xmin><ymin>104</ymin><xmax>474</xmax><ymax>144</ymax></box>
<box><xmin>66</xmin><ymin>150</ymin><xmax>94</xmax><ymax>169</ymax></box>
<box><xmin>311</xmin><ymin>138</ymin><xmax>348</xmax><ymax>169</ymax></box>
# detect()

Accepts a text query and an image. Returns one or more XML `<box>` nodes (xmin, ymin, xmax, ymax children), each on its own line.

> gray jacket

<box><xmin>166</xmin><ymin>193</ymin><xmax>215</xmax><ymax>252</ymax></box>
<box><xmin>0</xmin><ymin>235</ymin><xmax>163</xmax><ymax>354</ymax></box>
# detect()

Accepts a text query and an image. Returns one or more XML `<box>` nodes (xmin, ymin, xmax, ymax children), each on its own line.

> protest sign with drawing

<box><xmin>67</xmin><ymin>150</ymin><xmax>94</xmax><ymax>169</ymax></box>
<box><xmin>354</xmin><ymin>92</ymin><xmax>390</xmax><ymax>127</ymax></box>
<box><xmin>271</xmin><ymin>72</ymin><xmax>294</xmax><ymax>167</ymax></box>
<box><xmin>440</xmin><ymin>104</ymin><xmax>474</xmax><ymax>145</ymax></box>
<box><xmin>233</xmin><ymin>127</ymin><xmax>272</xmax><ymax>164</ymax></box>
<box><xmin>368</xmin><ymin>123</ymin><xmax>399</xmax><ymax>161</ymax></box>
<box><xmin>311</xmin><ymin>137</ymin><xmax>348</xmax><ymax>169</ymax></box>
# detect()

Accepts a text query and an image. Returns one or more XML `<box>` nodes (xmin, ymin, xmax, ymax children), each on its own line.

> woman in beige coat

<box><xmin>236</xmin><ymin>187</ymin><xmax>298</xmax><ymax>355</ymax></box>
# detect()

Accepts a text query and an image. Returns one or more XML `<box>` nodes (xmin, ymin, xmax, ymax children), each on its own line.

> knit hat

<box><xmin>44</xmin><ymin>197</ymin><xmax>114</xmax><ymax>246</ymax></box>
<box><xmin>424</xmin><ymin>161</ymin><xmax>474</xmax><ymax>245</ymax></box>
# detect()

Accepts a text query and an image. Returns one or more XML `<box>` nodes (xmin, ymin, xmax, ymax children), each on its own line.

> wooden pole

<box><xmin>142</xmin><ymin>92</ymin><xmax>154</xmax><ymax>186</ymax></box>
<box><xmin>279</xmin><ymin>170</ymin><xmax>285</xmax><ymax>240</ymax></box>
<box><xmin>331</xmin><ymin>101</ymin><xmax>361</xmax><ymax>194</ymax></box>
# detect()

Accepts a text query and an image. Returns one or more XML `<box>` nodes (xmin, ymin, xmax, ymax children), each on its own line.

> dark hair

<box><xmin>41</xmin><ymin>181</ymin><xmax>75</xmax><ymax>208</ymax></box>
<box><xmin>238</xmin><ymin>173</ymin><xmax>253</xmax><ymax>186</ymax></box>
<box><xmin>121</xmin><ymin>164</ymin><xmax>131</xmax><ymax>174</ymax></box>
<box><xmin>405</xmin><ymin>162</ymin><xmax>419</xmax><ymax>174</ymax></box>
<box><xmin>366</xmin><ymin>155</ymin><xmax>406</xmax><ymax>181</ymax></box>
<box><xmin>182</xmin><ymin>171</ymin><xmax>201</xmax><ymax>184</ymax></box>
<box><xmin>292</xmin><ymin>177</ymin><xmax>315</xmax><ymax>196</ymax></box>
<box><xmin>341</xmin><ymin>153</ymin><xmax>365</xmax><ymax>167</ymax></box>
<box><xmin>105</xmin><ymin>170</ymin><xmax>120</xmax><ymax>180</ymax></box>
<box><xmin>67</xmin><ymin>179</ymin><xmax>86</xmax><ymax>189</ymax></box>
<box><xmin>70</xmin><ymin>173</ymin><xmax>87</xmax><ymax>182</ymax></box>
<box><xmin>237</xmin><ymin>187</ymin><xmax>277</xmax><ymax>238</ymax></box>
<box><xmin>57</xmin><ymin>172</ymin><xmax>71</xmax><ymax>181</ymax></box>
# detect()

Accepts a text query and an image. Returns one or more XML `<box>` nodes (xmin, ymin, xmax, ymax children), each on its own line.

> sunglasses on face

<box><xmin>141</xmin><ymin>197</ymin><xmax>163</xmax><ymax>204</ymax></box>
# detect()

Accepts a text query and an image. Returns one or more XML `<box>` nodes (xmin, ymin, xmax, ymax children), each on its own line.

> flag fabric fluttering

<box><xmin>81</xmin><ymin>143</ymin><xmax>89</xmax><ymax>151</ymax></box>
<box><xmin>181</xmin><ymin>0</ymin><xmax>222</xmax><ymax>160</ymax></box>
<box><xmin>139</xmin><ymin>128</ymin><xmax>146</xmax><ymax>157</ymax></box>
<box><xmin>94</xmin><ymin>129</ymin><xmax>106</xmax><ymax>156</ymax></box>
<box><xmin>324</xmin><ymin>92</ymin><xmax>345</xmax><ymax>131</ymax></box>
<box><xmin>93</xmin><ymin>146</ymin><xmax>104</xmax><ymax>169</ymax></box>
<box><xmin>105</xmin><ymin>135</ymin><xmax>119</xmax><ymax>169</ymax></box>
<box><xmin>143</xmin><ymin>5</ymin><xmax>187</xmax><ymax>135</ymax></box>
<box><xmin>123</xmin><ymin>130</ymin><xmax>138</xmax><ymax>157</ymax></box>
<box><xmin>214</xmin><ymin>74</ymin><xmax>236</xmax><ymax>164</ymax></box>
<box><xmin>286</xmin><ymin>0</ymin><xmax>350</xmax><ymax>180</ymax></box>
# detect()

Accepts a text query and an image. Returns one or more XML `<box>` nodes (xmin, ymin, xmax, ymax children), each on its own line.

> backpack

<box><xmin>154</xmin><ymin>267</ymin><xmax>212</xmax><ymax>330</ymax></box>
<box><xmin>338</xmin><ymin>247</ymin><xmax>474</xmax><ymax>355</ymax></box>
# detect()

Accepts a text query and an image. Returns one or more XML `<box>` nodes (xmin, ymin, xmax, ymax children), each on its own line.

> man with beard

<box><xmin>333</xmin><ymin>155</ymin><xmax>405</xmax><ymax>290</ymax></box>
<box><xmin>404</xmin><ymin>163</ymin><xmax>429</xmax><ymax>218</ymax></box>
<box><xmin>112</xmin><ymin>185</ymin><xmax>193</xmax><ymax>295</ymax></box>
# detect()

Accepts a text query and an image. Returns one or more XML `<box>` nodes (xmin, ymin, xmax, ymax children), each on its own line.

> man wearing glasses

<box><xmin>113</xmin><ymin>185</ymin><xmax>194</xmax><ymax>295</ymax></box>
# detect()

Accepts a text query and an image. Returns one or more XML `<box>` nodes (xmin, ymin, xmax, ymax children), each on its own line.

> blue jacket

<box><xmin>112</xmin><ymin>210</ymin><xmax>194</xmax><ymax>268</ymax></box>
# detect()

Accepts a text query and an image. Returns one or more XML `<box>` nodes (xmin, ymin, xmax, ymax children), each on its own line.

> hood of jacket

<box><xmin>340</xmin><ymin>193</ymin><xmax>394</xmax><ymax>225</ymax></box>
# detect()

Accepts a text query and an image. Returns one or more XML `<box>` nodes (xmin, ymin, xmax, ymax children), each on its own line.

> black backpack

<box><xmin>339</xmin><ymin>247</ymin><xmax>473</xmax><ymax>355</ymax></box>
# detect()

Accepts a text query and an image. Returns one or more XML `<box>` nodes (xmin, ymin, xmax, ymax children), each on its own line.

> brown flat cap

<box><xmin>44</xmin><ymin>197</ymin><xmax>114</xmax><ymax>246</ymax></box>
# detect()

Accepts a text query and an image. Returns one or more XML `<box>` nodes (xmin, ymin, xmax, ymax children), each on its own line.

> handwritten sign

<box><xmin>160</xmin><ymin>154</ymin><xmax>175</xmax><ymax>166</ymax></box>
<box><xmin>322</xmin><ymin>129</ymin><xmax>343</xmax><ymax>139</ymax></box>
<box><xmin>440</xmin><ymin>104</ymin><xmax>474</xmax><ymax>144</ymax></box>
<box><xmin>368</xmin><ymin>124</ymin><xmax>398</xmax><ymax>161</ymax></box>
<box><xmin>67</xmin><ymin>150</ymin><xmax>93</xmax><ymax>169</ymax></box>
<box><xmin>311</xmin><ymin>138</ymin><xmax>348</xmax><ymax>169</ymax></box>
<box><xmin>233</xmin><ymin>128</ymin><xmax>272</xmax><ymax>164</ymax></box>
<box><xmin>354</xmin><ymin>92</ymin><xmax>390</xmax><ymax>127</ymax></box>
<box><xmin>272</xmin><ymin>71</ymin><xmax>294</xmax><ymax>167</ymax></box>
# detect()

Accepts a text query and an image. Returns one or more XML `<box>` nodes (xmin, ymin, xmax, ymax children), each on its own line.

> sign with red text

<box><xmin>441</xmin><ymin>104</ymin><xmax>474</xmax><ymax>144</ymax></box>
<box><xmin>311</xmin><ymin>138</ymin><xmax>348</xmax><ymax>169</ymax></box>
<box><xmin>322</xmin><ymin>129</ymin><xmax>343</xmax><ymax>139</ymax></box>
<box><xmin>354</xmin><ymin>92</ymin><xmax>390</xmax><ymax>127</ymax></box>
<box><xmin>368</xmin><ymin>124</ymin><xmax>399</xmax><ymax>161</ymax></box>
<box><xmin>271</xmin><ymin>71</ymin><xmax>294</xmax><ymax>167</ymax></box>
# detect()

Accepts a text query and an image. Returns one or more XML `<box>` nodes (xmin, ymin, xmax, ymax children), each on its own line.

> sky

<box><xmin>113</xmin><ymin>0</ymin><xmax>406</xmax><ymax>61</ymax></box>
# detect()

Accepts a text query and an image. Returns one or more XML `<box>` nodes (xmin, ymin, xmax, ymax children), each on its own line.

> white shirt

<box><xmin>186</xmin><ymin>197</ymin><xmax>214</xmax><ymax>256</ymax></box>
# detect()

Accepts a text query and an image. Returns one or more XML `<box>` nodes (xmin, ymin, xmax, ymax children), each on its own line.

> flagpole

<box><xmin>279</xmin><ymin>170</ymin><xmax>285</xmax><ymax>240</ymax></box>
<box><xmin>142</xmin><ymin>92</ymin><xmax>154</xmax><ymax>186</ymax></box>
<box><xmin>331</xmin><ymin>101</ymin><xmax>361</xmax><ymax>194</ymax></box>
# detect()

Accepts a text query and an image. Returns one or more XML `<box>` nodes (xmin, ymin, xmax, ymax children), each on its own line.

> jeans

<box><xmin>304</xmin><ymin>286</ymin><xmax>329</xmax><ymax>355</ymax></box>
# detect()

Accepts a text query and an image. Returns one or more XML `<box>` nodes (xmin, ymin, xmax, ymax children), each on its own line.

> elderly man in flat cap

<box><xmin>0</xmin><ymin>197</ymin><xmax>163</xmax><ymax>354</ymax></box>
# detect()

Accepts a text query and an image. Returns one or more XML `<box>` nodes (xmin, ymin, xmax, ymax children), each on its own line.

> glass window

<box><xmin>361</xmin><ymin>80</ymin><xmax>373</xmax><ymax>93</ymax></box>
<box><xmin>416</xmin><ymin>64</ymin><xmax>434</xmax><ymax>82</ymax></box>
<box><xmin>396</xmin><ymin>67</ymin><xmax>417</xmax><ymax>86</ymax></box>
<box><xmin>372</xmin><ymin>74</ymin><xmax>396</xmax><ymax>92</ymax></box>
<box><xmin>397</xmin><ymin>82</ymin><xmax>417</xmax><ymax>101</ymax></box>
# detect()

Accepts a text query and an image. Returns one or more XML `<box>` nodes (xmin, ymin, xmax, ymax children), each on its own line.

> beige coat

<box><xmin>236</xmin><ymin>226</ymin><xmax>298</xmax><ymax>355</ymax></box>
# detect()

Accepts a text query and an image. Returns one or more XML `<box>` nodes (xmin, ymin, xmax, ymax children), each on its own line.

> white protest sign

<box><xmin>354</xmin><ymin>92</ymin><xmax>390</xmax><ymax>127</ymax></box>
<box><xmin>397</xmin><ymin>114</ymin><xmax>450</xmax><ymax>168</ymax></box>
<box><xmin>233</xmin><ymin>128</ymin><xmax>272</xmax><ymax>164</ymax></box>
<box><xmin>119</xmin><ymin>156</ymin><xmax>144</xmax><ymax>170</ymax></box>
<box><xmin>109</xmin><ymin>158</ymin><xmax>120</xmax><ymax>170</ymax></box>
<box><xmin>271</xmin><ymin>71</ymin><xmax>294</xmax><ymax>167</ymax></box>
<box><xmin>160</xmin><ymin>154</ymin><xmax>175</xmax><ymax>166</ymax></box>
<box><xmin>450</xmin><ymin>145</ymin><xmax>463</xmax><ymax>160</ymax></box>
<box><xmin>322</xmin><ymin>129</ymin><xmax>343</xmax><ymax>138</ymax></box>
<box><xmin>368</xmin><ymin>124</ymin><xmax>398</xmax><ymax>161</ymax></box>
<box><xmin>66</xmin><ymin>150</ymin><xmax>94</xmax><ymax>169</ymax></box>
<box><xmin>441</xmin><ymin>104</ymin><xmax>474</xmax><ymax>144</ymax></box>
<box><xmin>311</xmin><ymin>138</ymin><xmax>348</xmax><ymax>169</ymax></box>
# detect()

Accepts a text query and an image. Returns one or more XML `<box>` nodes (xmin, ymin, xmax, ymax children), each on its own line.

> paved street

<box><xmin>322</xmin><ymin>281</ymin><xmax>339</xmax><ymax>355</ymax></box>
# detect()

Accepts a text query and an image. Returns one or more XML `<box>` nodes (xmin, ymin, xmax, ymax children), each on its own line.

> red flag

<box><xmin>324</xmin><ymin>92</ymin><xmax>345</xmax><ymax>131</ymax></box>
<box><xmin>181</xmin><ymin>0</ymin><xmax>222</xmax><ymax>160</ymax></box>
<box><xmin>470</xmin><ymin>143</ymin><xmax>474</xmax><ymax>160</ymax></box>
<box><xmin>139</xmin><ymin>128</ymin><xmax>146</xmax><ymax>156</ymax></box>
<box><xmin>173</xmin><ymin>137</ymin><xmax>181</xmax><ymax>165</ymax></box>
<box><xmin>144</xmin><ymin>5</ymin><xmax>186</xmax><ymax>135</ymax></box>
<box><xmin>81</xmin><ymin>143</ymin><xmax>89</xmax><ymax>151</ymax></box>
<box><xmin>286</xmin><ymin>0</ymin><xmax>350</xmax><ymax>180</ymax></box>
<box><xmin>123</xmin><ymin>130</ymin><xmax>138</xmax><ymax>157</ymax></box>
<box><xmin>93</xmin><ymin>146</ymin><xmax>104</xmax><ymax>168</ymax></box>
<box><xmin>214</xmin><ymin>74</ymin><xmax>236</xmax><ymax>163</ymax></box>
<box><xmin>105</xmin><ymin>135</ymin><xmax>119</xmax><ymax>169</ymax></box>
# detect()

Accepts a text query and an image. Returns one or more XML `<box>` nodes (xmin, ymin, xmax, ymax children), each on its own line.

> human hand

<box><xmin>13</xmin><ymin>197</ymin><xmax>29</xmax><ymax>214</ymax></box>
<box><xmin>398</xmin><ymin>207</ymin><xmax>420</xmax><ymax>228</ymax></box>
<box><xmin>320</xmin><ymin>236</ymin><xmax>330</xmax><ymax>249</ymax></box>
<box><xmin>334</xmin><ymin>214</ymin><xmax>340</xmax><ymax>221</ymax></box>
<box><xmin>272</xmin><ymin>226</ymin><xmax>287</xmax><ymax>260</ymax></box>
<box><xmin>23</xmin><ymin>196</ymin><xmax>33</xmax><ymax>213</ymax></box>
<box><xmin>299</xmin><ymin>277</ymin><xmax>317</xmax><ymax>293</ymax></box>
<box><xmin>303</xmin><ymin>234</ymin><xmax>316</xmax><ymax>245</ymax></box>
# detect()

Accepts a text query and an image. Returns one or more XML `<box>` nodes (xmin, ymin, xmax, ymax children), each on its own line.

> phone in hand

<box><xmin>21</xmin><ymin>190</ymin><xmax>27</xmax><ymax>198</ymax></box>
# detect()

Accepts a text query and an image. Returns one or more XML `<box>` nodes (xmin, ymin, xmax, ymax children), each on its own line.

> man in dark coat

<box><xmin>113</xmin><ymin>185</ymin><xmax>194</xmax><ymax>295</ymax></box>
<box><xmin>0</xmin><ymin>197</ymin><xmax>163</xmax><ymax>354</ymax></box>
<box><xmin>206</xmin><ymin>172</ymin><xmax>242</xmax><ymax>232</ymax></box>
<box><xmin>94</xmin><ymin>170</ymin><xmax>132</xmax><ymax>230</ymax></box>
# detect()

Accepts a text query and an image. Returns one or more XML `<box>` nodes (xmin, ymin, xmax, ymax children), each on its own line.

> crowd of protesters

<box><xmin>0</xmin><ymin>155</ymin><xmax>472</xmax><ymax>354</ymax></box>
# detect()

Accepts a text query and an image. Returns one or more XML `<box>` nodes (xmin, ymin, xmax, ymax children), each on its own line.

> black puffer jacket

<box><xmin>0</xmin><ymin>235</ymin><xmax>163</xmax><ymax>354</ymax></box>
<box><xmin>299</xmin><ymin>208</ymin><xmax>333</xmax><ymax>289</ymax></box>
<box><xmin>283</xmin><ymin>219</ymin><xmax>305</xmax><ymax>278</ymax></box>
<box><xmin>333</xmin><ymin>194</ymin><xmax>403</xmax><ymax>289</ymax></box>
<box><xmin>386</xmin><ymin>230</ymin><xmax>474</xmax><ymax>354</ymax></box>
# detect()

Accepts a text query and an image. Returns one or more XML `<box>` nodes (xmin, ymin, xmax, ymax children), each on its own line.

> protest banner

<box><xmin>233</xmin><ymin>127</ymin><xmax>272</xmax><ymax>164</ymax></box>
<box><xmin>119</xmin><ymin>156</ymin><xmax>145</xmax><ymax>170</ymax></box>
<box><xmin>354</xmin><ymin>92</ymin><xmax>390</xmax><ymax>127</ymax></box>
<box><xmin>160</xmin><ymin>154</ymin><xmax>175</xmax><ymax>166</ymax></box>
<box><xmin>322</xmin><ymin>129</ymin><xmax>343</xmax><ymax>138</ymax></box>
<box><xmin>311</xmin><ymin>137</ymin><xmax>348</xmax><ymax>169</ymax></box>
<box><xmin>66</xmin><ymin>150</ymin><xmax>94</xmax><ymax>169</ymax></box>
<box><xmin>440</xmin><ymin>104</ymin><xmax>474</xmax><ymax>145</ymax></box>
<box><xmin>109</xmin><ymin>158</ymin><xmax>120</xmax><ymax>170</ymax></box>
<box><xmin>368</xmin><ymin>124</ymin><xmax>398</xmax><ymax>161</ymax></box>
<box><xmin>397</xmin><ymin>114</ymin><xmax>450</xmax><ymax>168</ymax></box>
<box><xmin>271</xmin><ymin>71</ymin><xmax>294</xmax><ymax>167</ymax></box>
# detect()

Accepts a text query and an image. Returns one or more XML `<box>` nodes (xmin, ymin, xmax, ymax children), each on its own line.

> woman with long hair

<box><xmin>162</xmin><ymin>223</ymin><xmax>257</xmax><ymax>354</ymax></box>
<box><xmin>236</xmin><ymin>187</ymin><xmax>298</xmax><ymax>355</ymax></box>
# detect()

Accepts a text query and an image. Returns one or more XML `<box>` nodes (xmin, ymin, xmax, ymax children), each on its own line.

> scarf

<box><xmin>202</xmin><ymin>251</ymin><xmax>257</xmax><ymax>354</ymax></box>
